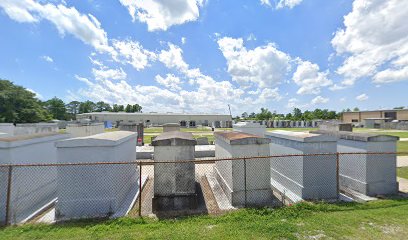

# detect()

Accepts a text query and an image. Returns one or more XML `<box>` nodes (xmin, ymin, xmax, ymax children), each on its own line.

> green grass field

<box><xmin>2</xmin><ymin>200</ymin><xmax>408</xmax><ymax>239</ymax></box>
<box><xmin>397</xmin><ymin>167</ymin><xmax>408</xmax><ymax>179</ymax></box>
<box><xmin>398</xmin><ymin>142</ymin><xmax>408</xmax><ymax>155</ymax></box>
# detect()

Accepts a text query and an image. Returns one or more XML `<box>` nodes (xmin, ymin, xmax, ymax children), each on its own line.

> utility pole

<box><xmin>228</xmin><ymin>104</ymin><xmax>232</xmax><ymax>118</ymax></box>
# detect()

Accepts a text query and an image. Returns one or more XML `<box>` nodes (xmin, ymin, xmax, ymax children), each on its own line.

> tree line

<box><xmin>0</xmin><ymin>79</ymin><xmax>142</xmax><ymax>123</ymax></box>
<box><xmin>239</xmin><ymin>108</ymin><xmax>340</xmax><ymax>121</ymax></box>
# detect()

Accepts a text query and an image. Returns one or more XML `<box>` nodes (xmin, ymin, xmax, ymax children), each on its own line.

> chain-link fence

<box><xmin>1</xmin><ymin>151</ymin><xmax>405</xmax><ymax>225</ymax></box>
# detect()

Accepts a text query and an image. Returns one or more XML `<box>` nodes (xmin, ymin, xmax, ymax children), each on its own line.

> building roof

<box><xmin>342</xmin><ymin>109</ymin><xmax>408</xmax><ymax>114</ymax></box>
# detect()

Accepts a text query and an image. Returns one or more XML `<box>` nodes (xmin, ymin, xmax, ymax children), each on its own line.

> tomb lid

<box><xmin>0</xmin><ymin>133</ymin><xmax>69</xmax><ymax>148</ymax></box>
<box><xmin>215</xmin><ymin>131</ymin><xmax>271</xmax><ymax>145</ymax></box>
<box><xmin>56</xmin><ymin>131</ymin><xmax>137</xmax><ymax>147</ymax></box>
<box><xmin>310</xmin><ymin>130</ymin><xmax>399</xmax><ymax>142</ymax></box>
<box><xmin>152</xmin><ymin>131</ymin><xmax>196</xmax><ymax>146</ymax></box>
<box><xmin>162</xmin><ymin>123</ymin><xmax>180</xmax><ymax>127</ymax></box>
<box><xmin>265</xmin><ymin>130</ymin><xmax>337</xmax><ymax>143</ymax></box>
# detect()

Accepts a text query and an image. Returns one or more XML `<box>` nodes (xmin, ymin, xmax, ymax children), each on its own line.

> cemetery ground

<box><xmin>140</xmin><ymin>127</ymin><xmax>408</xmax><ymax>155</ymax></box>
<box><xmin>2</xmin><ymin>199</ymin><xmax>408</xmax><ymax>239</ymax></box>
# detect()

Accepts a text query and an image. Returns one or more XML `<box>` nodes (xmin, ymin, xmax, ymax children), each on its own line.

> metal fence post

<box><xmin>336</xmin><ymin>152</ymin><xmax>340</xmax><ymax>199</ymax></box>
<box><xmin>138</xmin><ymin>161</ymin><xmax>142</xmax><ymax>217</ymax></box>
<box><xmin>243</xmin><ymin>158</ymin><xmax>247</xmax><ymax>208</ymax></box>
<box><xmin>5</xmin><ymin>166</ymin><xmax>13</xmax><ymax>225</ymax></box>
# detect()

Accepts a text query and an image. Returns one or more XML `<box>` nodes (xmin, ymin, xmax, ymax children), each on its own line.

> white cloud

<box><xmin>261</xmin><ymin>0</ymin><xmax>302</xmax><ymax>9</ymax></box>
<box><xmin>41</xmin><ymin>55</ymin><xmax>53</xmax><ymax>63</ymax></box>
<box><xmin>0</xmin><ymin>0</ymin><xmax>112</xmax><ymax>53</ymax></box>
<box><xmin>158</xmin><ymin>43</ymin><xmax>189</xmax><ymax>72</ymax></box>
<box><xmin>332</xmin><ymin>0</ymin><xmax>408</xmax><ymax>87</ymax></box>
<box><xmin>311</xmin><ymin>96</ymin><xmax>329</xmax><ymax>105</ymax></box>
<box><xmin>356</xmin><ymin>93</ymin><xmax>368</xmax><ymax>101</ymax></box>
<box><xmin>118</xmin><ymin>0</ymin><xmax>204</xmax><ymax>31</ymax></box>
<box><xmin>292</xmin><ymin>60</ymin><xmax>332</xmax><ymax>94</ymax></box>
<box><xmin>155</xmin><ymin>74</ymin><xmax>182</xmax><ymax>91</ymax></box>
<box><xmin>181</xmin><ymin>37</ymin><xmax>186</xmax><ymax>45</ymax></box>
<box><xmin>246</xmin><ymin>33</ymin><xmax>256</xmax><ymax>41</ymax></box>
<box><xmin>287</xmin><ymin>98</ymin><xmax>298</xmax><ymax>109</ymax></box>
<box><xmin>217</xmin><ymin>37</ymin><xmax>291</xmax><ymax>88</ymax></box>
<box><xmin>27</xmin><ymin>88</ymin><xmax>44</xmax><ymax>99</ymax></box>
<box><xmin>373</xmin><ymin>66</ymin><xmax>408</xmax><ymax>83</ymax></box>
<box><xmin>260</xmin><ymin>0</ymin><xmax>271</xmax><ymax>7</ymax></box>
<box><xmin>112</xmin><ymin>39</ymin><xmax>156</xmax><ymax>71</ymax></box>
<box><xmin>276</xmin><ymin>0</ymin><xmax>303</xmax><ymax>9</ymax></box>
<box><xmin>76</xmin><ymin>41</ymin><xmax>284</xmax><ymax>114</ymax></box>
<box><xmin>92</xmin><ymin>67</ymin><xmax>127</xmax><ymax>81</ymax></box>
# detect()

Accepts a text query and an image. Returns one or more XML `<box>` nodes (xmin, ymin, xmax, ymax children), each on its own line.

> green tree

<box><xmin>303</xmin><ymin>110</ymin><xmax>313</xmax><ymax>121</ymax></box>
<box><xmin>0</xmin><ymin>79</ymin><xmax>51</xmax><ymax>123</ymax></box>
<box><xmin>292</xmin><ymin>108</ymin><xmax>302</xmax><ymax>120</ymax></box>
<box><xmin>44</xmin><ymin>97</ymin><xmax>67</xmax><ymax>120</ymax></box>
<box><xmin>256</xmin><ymin>108</ymin><xmax>272</xmax><ymax>120</ymax></box>
<box><xmin>95</xmin><ymin>101</ymin><xmax>111</xmax><ymax>112</ymax></box>
<box><xmin>353</xmin><ymin>107</ymin><xmax>360</xmax><ymax>112</ymax></box>
<box><xmin>66</xmin><ymin>101</ymin><xmax>80</xmax><ymax>115</ymax></box>
<box><xmin>78</xmin><ymin>100</ymin><xmax>96</xmax><ymax>113</ymax></box>
<box><xmin>125</xmin><ymin>104</ymin><xmax>132</xmax><ymax>113</ymax></box>
<box><xmin>118</xmin><ymin>105</ymin><xmax>124</xmax><ymax>112</ymax></box>
<box><xmin>132</xmin><ymin>104</ymin><xmax>142</xmax><ymax>112</ymax></box>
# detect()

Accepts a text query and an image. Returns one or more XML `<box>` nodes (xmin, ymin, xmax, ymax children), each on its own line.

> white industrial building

<box><xmin>76</xmin><ymin>112</ymin><xmax>233</xmax><ymax>128</ymax></box>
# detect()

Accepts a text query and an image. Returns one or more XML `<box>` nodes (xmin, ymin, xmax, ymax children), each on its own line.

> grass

<box><xmin>397</xmin><ymin>167</ymin><xmax>408</xmax><ymax>179</ymax></box>
<box><xmin>2</xmin><ymin>199</ymin><xmax>408</xmax><ymax>239</ymax></box>
<box><xmin>104</xmin><ymin>128</ymin><xmax>119</xmax><ymax>132</ymax></box>
<box><xmin>144</xmin><ymin>127</ymin><xmax>213</xmax><ymax>134</ymax></box>
<box><xmin>142</xmin><ymin>134</ymin><xmax>215</xmax><ymax>145</ymax></box>
<box><xmin>398</xmin><ymin>142</ymin><xmax>408</xmax><ymax>155</ymax></box>
<box><xmin>143</xmin><ymin>127</ymin><xmax>163</xmax><ymax>133</ymax></box>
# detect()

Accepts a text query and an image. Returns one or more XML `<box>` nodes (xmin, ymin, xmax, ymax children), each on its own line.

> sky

<box><xmin>0</xmin><ymin>0</ymin><xmax>407</xmax><ymax>115</ymax></box>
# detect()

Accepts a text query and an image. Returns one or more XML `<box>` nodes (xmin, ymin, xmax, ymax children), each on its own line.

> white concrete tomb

<box><xmin>0</xmin><ymin>133</ymin><xmax>69</xmax><ymax>225</ymax></box>
<box><xmin>65</xmin><ymin>123</ymin><xmax>104</xmax><ymax>137</ymax></box>
<box><xmin>152</xmin><ymin>131</ymin><xmax>197</xmax><ymax>211</ymax></box>
<box><xmin>55</xmin><ymin>131</ymin><xmax>138</xmax><ymax>220</ymax></box>
<box><xmin>214</xmin><ymin>131</ymin><xmax>273</xmax><ymax>207</ymax></box>
<box><xmin>233</xmin><ymin>121</ymin><xmax>266</xmax><ymax>137</ymax></box>
<box><xmin>312</xmin><ymin>130</ymin><xmax>399</xmax><ymax>196</ymax></box>
<box><xmin>265</xmin><ymin>130</ymin><xmax>338</xmax><ymax>202</ymax></box>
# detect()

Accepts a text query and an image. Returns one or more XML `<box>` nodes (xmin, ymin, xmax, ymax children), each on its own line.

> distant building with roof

<box><xmin>76</xmin><ymin>112</ymin><xmax>233</xmax><ymax>128</ymax></box>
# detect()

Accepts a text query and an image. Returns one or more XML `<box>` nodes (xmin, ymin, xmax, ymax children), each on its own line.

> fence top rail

<box><xmin>0</xmin><ymin>151</ymin><xmax>406</xmax><ymax>168</ymax></box>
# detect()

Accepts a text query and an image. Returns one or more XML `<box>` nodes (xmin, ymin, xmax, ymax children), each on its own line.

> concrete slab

<box><xmin>205</xmin><ymin>172</ymin><xmax>235</xmax><ymax>211</ymax></box>
<box><xmin>36</xmin><ymin>175</ymin><xmax>148</xmax><ymax>223</ymax></box>
<box><xmin>136</xmin><ymin>145</ymin><xmax>215</xmax><ymax>159</ymax></box>
<box><xmin>341</xmin><ymin>188</ymin><xmax>378</xmax><ymax>203</ymax></box>
<box><xmin>398</xmin><ymin>156</ymin><xmax>408</xmax><ymax>167</ymax></box>
<box><xmin>398</xmin><ymin>177</ymin><xmax>408</xmax><ymax>193</ymax></box>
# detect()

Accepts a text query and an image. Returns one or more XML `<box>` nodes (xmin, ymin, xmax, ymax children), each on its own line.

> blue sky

<box><xmin>0</xmin><ymin>0</ymin><xmax>407</xmax><ymax>115</ymax></box>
